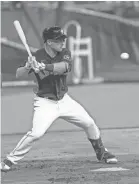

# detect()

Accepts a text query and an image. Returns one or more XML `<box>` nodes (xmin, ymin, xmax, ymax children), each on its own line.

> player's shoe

<box><xmin>0</xmin><ymin>159</ymin><xmax>13</xmax><ymax>172</ymax></box>
<box><xmin>89</xmin><ymin>137</ymin><xmax>118</xmax><ymax>164</ymax></box>
<box><xmin>97</xmin><ymin>148</ymin><xmax>118</xmax><ymax>164</ymax></box>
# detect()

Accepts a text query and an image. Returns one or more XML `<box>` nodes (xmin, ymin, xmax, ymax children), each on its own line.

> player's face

<box><xmin>49</xmin><ymin>38</ymin><xmax>66</xmax><ymax>52</ymax></box>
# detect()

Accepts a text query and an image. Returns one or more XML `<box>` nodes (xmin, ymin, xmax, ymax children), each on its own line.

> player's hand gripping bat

<box><xmin>13</xmin><ymin>20</ymin><xmax>40</xmax><ymax>73</ymax></box>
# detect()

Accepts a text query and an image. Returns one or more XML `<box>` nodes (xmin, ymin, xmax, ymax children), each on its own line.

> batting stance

<box><xmin>1</xmin><ymin>27</ymin><xmax>117</xmax><ymax>171</ymax></box>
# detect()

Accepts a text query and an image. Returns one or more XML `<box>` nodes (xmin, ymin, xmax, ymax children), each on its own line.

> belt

<box><xmin>46</xmin><ymin>97</ymin><xmax>59</xmax><ymax>101</ymax></box>
<box><xmin>37</xmin><ymin>95</ymin><xmax>62</xmax><ymax>101</ymax></box>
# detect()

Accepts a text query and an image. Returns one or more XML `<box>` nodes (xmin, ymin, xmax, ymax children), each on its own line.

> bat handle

<box><xmin>25</xmin><ymin>44</ymin><xmax>39</xmax><ymax>73</ymax></box>
<box><xmin>34</xmin><ymin>68</ymin><xmax>40</xmax><ymax>73</ymax></box>
<box><xmin>25</xmin><ymin>43</ymin><xmax>32</xmax><ymax>57</ymax></box>
<box><xmin>32</xmin><ymin>61</ymin><xmax>40</xmax><ymax>73</ymax></box>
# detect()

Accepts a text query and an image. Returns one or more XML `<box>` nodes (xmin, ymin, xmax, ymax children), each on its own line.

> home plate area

<box><xmin>1</xmin><ymin>154</ymin><xmax>139</xmax><ymax>184</ymax></box>
<box><xmin>91</xmin><ymin>167</ymin><xmax>130</xmax><ymax>172</ymax></box>
<box><xmin>1</xmin><ymin>128</ymin><xmax>139</xmax><ymax>183</ymax></box>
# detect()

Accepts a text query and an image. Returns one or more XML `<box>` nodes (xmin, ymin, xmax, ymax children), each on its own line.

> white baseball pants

<box><xmin>7</xmin><ymin>94</ymin><xmax>100</xmax><ymax>164</ymax></box>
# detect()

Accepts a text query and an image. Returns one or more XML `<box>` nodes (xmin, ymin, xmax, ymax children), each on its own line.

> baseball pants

<box><xmin>7</xmin><ymin>93</ymin><xmax>100</xmax><ymax>164</ymax></box>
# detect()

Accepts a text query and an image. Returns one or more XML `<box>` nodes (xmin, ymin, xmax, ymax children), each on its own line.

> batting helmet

<box><xmin>42</xmin><ymin>26</ymin><xmax>67</xmax><ymax>43</ymax></box>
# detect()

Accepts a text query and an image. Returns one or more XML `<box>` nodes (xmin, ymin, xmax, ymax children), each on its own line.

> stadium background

<box><xmin>1</xmin><ymin>3</ymin><xmax>139</xmax><ymax>184</ymax></box>
<box><xmin>1</xmin><ymin>2</ymin><xmax>139</xmax><ymax>134</ymax></box>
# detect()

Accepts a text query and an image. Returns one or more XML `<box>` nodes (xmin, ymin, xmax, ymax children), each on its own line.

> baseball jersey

<box><xmin>29</xmin><ymin>48</ymin><xmax>72</xmax><ymax>100</ymax></box>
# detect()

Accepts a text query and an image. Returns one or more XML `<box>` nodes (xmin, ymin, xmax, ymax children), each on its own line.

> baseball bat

<box><xmin>13</xmin><ymin>20</ymin><xmax>32</xmax><ymax>57</ymax></box>
<box><xmin>13</xmin><ymin>20</ymin><xmax>39</xmax><ymax>72</ymax></box>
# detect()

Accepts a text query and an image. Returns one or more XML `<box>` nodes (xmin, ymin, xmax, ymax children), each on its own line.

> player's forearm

<box><xmin>16</xmin><ymin>66</ymin><xmax>30</xmax><ymax>78</ymax></box>
<box><xmin>45</xmin><ymin>62</ymin><xmax>70</xmax><ymax>74</ymax></box>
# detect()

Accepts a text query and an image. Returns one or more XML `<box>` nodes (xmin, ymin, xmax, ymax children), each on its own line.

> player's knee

<box><xmin>83</xmin><ymin>120</ymin><xmax>99</xmax><ymax>131</ymax></box>
<box><xmin>84</xmin><ymin>119</ymin><xmax>97</xmax><ymax>129</ymax></box>
<box><xmin>83</xmin><ymin>121</ymin><xmax>100</xmax><ymax>139</ymax></box>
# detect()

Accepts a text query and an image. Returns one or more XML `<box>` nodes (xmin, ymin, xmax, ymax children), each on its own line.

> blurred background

<box><xmin>1</xmin><ymin>1</ymin><xmax>139</xmax><ymax>134</ymax></box>
<box><xmin>1</xmin><ymin>1</ymin><xmax>139</xmax><ymax>85</ymax></box>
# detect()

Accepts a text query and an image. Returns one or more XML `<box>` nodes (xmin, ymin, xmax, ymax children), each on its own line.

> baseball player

<box><xmin>1</xmin><ymin>26</ymin><xmax>117</xmax><ymax>172</ymax></box>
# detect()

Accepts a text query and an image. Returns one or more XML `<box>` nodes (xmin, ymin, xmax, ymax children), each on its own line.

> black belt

<box><xmin>47</xmin><ymin>97</ymin><xmax>58</xmax><ymax>101</ymax></box>
<box><xmin>37</xmin><ymin>95</ymin><xmax>62</xmax><ymax>101</ymax></box>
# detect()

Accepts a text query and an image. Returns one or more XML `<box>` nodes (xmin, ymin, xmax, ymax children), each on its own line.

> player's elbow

<box><xmin>16</xmin><ymin>68</ymin><xmax>20</xmax><ymax>78</ymax></box>
<box><xmin>16</xmin><ymin>68</ymin><xmax>23</xmax><ymax>78</ymax></box>
<box><xmin>16</xmin><ymin>67</ymin><xmax>28</xmax><ymax>79</ymax></box>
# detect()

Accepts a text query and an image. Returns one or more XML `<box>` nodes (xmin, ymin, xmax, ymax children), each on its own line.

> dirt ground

<box><xmin>1</xmin><ymin>83</ymin><xmax>139</xmax><ymax>183</ymax></box>
<box><xmin>1</xmin><ymin>128</ymin><xmax>139</xmax><ymax>184</ymax></box>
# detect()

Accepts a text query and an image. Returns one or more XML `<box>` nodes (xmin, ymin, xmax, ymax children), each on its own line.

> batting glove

<box><xmin>39</xmin><ymin>62</ymin><xmax>46</xmax><ymax>70</ymax></box>
<box><xmin>27</xmin><ymin>56</ymin><xmax>40</xmax><ymax>73</ymax></box>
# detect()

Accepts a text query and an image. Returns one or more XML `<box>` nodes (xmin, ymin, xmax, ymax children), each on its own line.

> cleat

<box><xmin>0</xmin><ymin>159</ymin><xmax>13</xmax><ymax>172</ymax></box>
<box><xmin>0</xmin><ymin>162</ymin><xmax>11</xmax><ymax>172</ymax></box>
<box><xmin>89</xmin><ymin>138</ymin><xmax>118</xmax><ymax>164</ymax></box>
<box><xmin>105</xmin><ymin>157</ymin><xmax>118</xmax><ymax>164</ymax></box>
<box><xmin>101</xmin><ymin>151</ymin><xmax>118</xmax><ymax>164</ymax></box>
